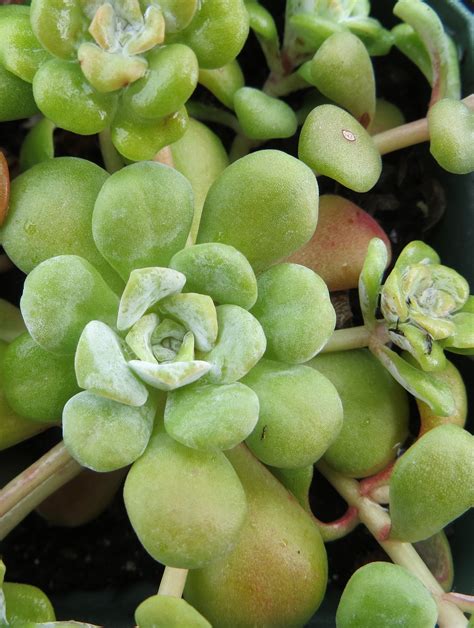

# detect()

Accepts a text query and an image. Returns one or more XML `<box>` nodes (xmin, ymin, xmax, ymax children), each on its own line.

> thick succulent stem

<box><xmin>98</xmin><ymin>129</ymin><xmax>124</xmax><ymax>174</ymax></box>
<box><xmin>154</xmin><ymin>146</ymin><xmax>175</xmax><ymax>168</ymax></box>
<box><xmin>263</xmin><ymin>71</ymin><xmax>308</xmax><ymax>98</ymax></box>
<box><xmin>0</xmin><ymin>441</ymin><xmax>82</xmax><ymax>540</ymax></box>
<box><xmin>373</xmin><ymin>93</ymin><xmax>474</xmax><ymax>156</ymax></box>
<box><xmin>359</xmin><ymin>463</ymin><xmax>394</xmax><ymax>500</ymax></box>
<box><xmin>186</xmin><ymin>101</ymin><xmax>242</xmax><ymax>133</ymax></box>
<box><xmin>312</xmin><ymin>506</ymin><xmax>360</xmax><ymax>542</ymax></box>
<box><xmin>316</xmin><ymin>461</ymin><xmax>468</xmax><ymax>628</ymax></box>
<box><xmin>229</xmin><ymin>135</ymin><xmax>262</xmax><ymax>163</ymax></box>
<box><xmin>321</xmin><ymin>325</ymin><xmax>372</xmax><ymax>353</ymax></box>
<box><xmin>158</xmin><ymin>567</ymin><xmax>189</xmax><ymax>598</ymax></box>
<box><xmin>442</xmin><ymin>593</ymin><xmax>474</xmax><ymax>614</ymax></box>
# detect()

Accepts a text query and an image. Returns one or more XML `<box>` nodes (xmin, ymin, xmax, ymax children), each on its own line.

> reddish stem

<box><xmin>442</xmin><ymin>592</ymin><xmax>474</xmax><ymax>614</ymax></box>
<box><xmin>359</xmin><ymin>463</ymin><xmax>394</xmax><ymax>498</ymax></box>
<box><xmin>312</xmin><ymin>505</ymin><xmax>360</xmax><ymax>542</ymax></box>
<box><xmin>0</xmin><ymin>151</ymin><xmax>10</xmax><ymax>226</ymax></box>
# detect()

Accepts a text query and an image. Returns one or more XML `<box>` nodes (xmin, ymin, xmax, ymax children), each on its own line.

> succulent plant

<box><xmin>0</xmin><ymin>0</ymin><xmax>473</xmax><ymax>626</ymax></box>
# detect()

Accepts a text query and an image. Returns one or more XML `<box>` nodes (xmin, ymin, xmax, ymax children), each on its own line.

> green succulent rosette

<box><xmin>284</xmin><ymin>0</ymin><xmax>393</xmax><ymax>65</ymax></box>
<box><xmin>1</xmin><ymin>151</ymin><xmax>342</xmax><ymax>568</ymax></box>
<box><xmin>358</xmin><ymin>238</ymin><xmax>473</xmax><ymax>417</ymax></box>
<box><xmin>0</xmin><ymin>0</ymin><xmax>249</xmax><ymax>157</ymax></box>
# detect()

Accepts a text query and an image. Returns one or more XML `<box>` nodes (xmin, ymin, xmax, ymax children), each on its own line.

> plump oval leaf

<box><xmin>311</xmin><ymin>349</ymin><xmax>409</xmax><ymax>478</ymax></box>
<box><xmin>233</xmin><ymin>87</ymin><xmax>298</xmax><ymax>140</ymax></box>
<box><xmin>251</xmin><ymin>263</ymin><xmax>335</xmax><ymax>363</ymax></box>
<box><xmin>428</xmin><ymin>98</ymin><xmax>474</xmax><ymax>175</ymax></box>
<box><xmin>124</xmin><ymin>428</ymin><xmax>247</xmax><ymax>568</ymax></box>
<box><xmin>135</xmin><ymin>595</ymin><xmax>211</xmax><ymax>628</ymax></box>
<box><xmin>2</xmin><ymin>332</ymin><xmax>79</xmax><ymax>422</ymax></box>
<box><xmin>63</xmin><ymin>391</ymin><xmax>156</xmax><ymax>472</ymax></box>
<box><xmin>20</xmin><ymin>255</ymin><xmax>119</xmax><ymax>355</ymax></box>
<box><xmin>171</xmin><ymin>0</ymin><xmax>249</xmax><ymax>69</ymax></box>
<box><xmin>170</xmin><ymin>243</ymin><xmax>257</xmax><ymax>310</ymax></box>
<box><xmin>243</xmin><ymin>359</ymin><xmax>343</xmax><ymax>469</ymax></box>
<box><xmin>299</xmin><ymin>104</ymin><xmax>382</xmax><ymax>192</ymax></box>
<box><xmin>93</xmin><ymin>161</ymin><xmax>193</xmax><ymax>281</ymax></box>
<box><xmin>389</xmin><ymin>424</ymin><xmax>474</xmax><ymax>542</ymax></box>
<box><xmin>0</xmin><ymin>157</ymin><xmax>122</xmax><ymax>291</ymax></box>
<box><xmin>336</xmin><ymin>562</ymin><xmax>437</xmax><ymax>628</ymax></box>
<box><xmin>33</xmin><ymin>59</ymin><xmax>117</xmax><ymax>135</ymax></box>
<box><xmin>124</xmin><ymin>44</ymin><xmax>198</xmax><ymax>119</ymax></box>
<box><xmin>165</xmin><ymin>381</ymin><xmax>259</xmax><ymax>450</ymax></box>
<box><xmin>309</xmin><ymin>31</ymin><xmax>376</xmax><ymax>128</ymax></box>
<box><xmin>197</xmin><ymin>150</ymin><xmax>319</xmax><ymax>273</ymax></box>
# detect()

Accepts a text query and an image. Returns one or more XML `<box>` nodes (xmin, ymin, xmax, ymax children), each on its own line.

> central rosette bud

<box><xmin>76</xmin><ymin>264</ymin><xmax>266</xmax><ymax>398</ymax></box>
<box><xmin>78</xmin><ymin>1</ymin><xmax>166</xmax><ymax>92</ymax></box>
<box><xmin>379</xmin><ymin>242</ymin><xmax>470</xmax><ymax>371</ymax></box>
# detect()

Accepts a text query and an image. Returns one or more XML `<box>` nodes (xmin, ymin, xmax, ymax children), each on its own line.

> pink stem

<box><xmin>312</xmin><ymin>505</ymin><xmax>360</xmax><ymax>542</ymax></box>
<box><xmin>359</xmin><ymin>464</ymin><xmax>394</xmax><ymax>498</ymax></box>
<box><xmin>442</xmin><ymin>592</ymin><xmax>474</xmax><ymax>614</ymax></box>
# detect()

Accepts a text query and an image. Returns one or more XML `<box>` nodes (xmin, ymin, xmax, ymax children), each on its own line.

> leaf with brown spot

<box><xmin>0</xmin><ymin>151</ymin><xmax>10</xmax><ymax>226</ymax></box>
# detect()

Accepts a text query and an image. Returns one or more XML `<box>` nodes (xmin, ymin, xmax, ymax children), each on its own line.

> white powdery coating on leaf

<box><xmin>117</xmin><ymin>267</ymin><xmax>186</xmax><ymax>330</ymax></box>
<box><xmin>159</xmin><ymin>293</ymin><xmax>218</xmax><ymax>352</ymax></box>
<box><xmin>129</xmin><ymin>359</ymin><xmax>212</xmax><ymax>391</ymax></box>
<box><xmin>75</xmin><ymin>320</ymin><xmax>148</xmax><ymax>406</ymax></box>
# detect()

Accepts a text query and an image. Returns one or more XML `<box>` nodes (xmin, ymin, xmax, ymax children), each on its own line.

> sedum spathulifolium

<box><xmin>357</xmin><ymin>237</ymin><xmax>473</xmax><ymax>417</ymax></box>
<box><xmin>1</xmin><ymin>151</ymin><xmax>343</xmax><ymax>570</ymax></box>
<box><xmin>0</xmin><ymin>0</ymin><xmax>249</xmax><ymax>158</ymax></box>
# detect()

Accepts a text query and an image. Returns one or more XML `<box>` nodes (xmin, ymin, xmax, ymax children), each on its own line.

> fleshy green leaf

<box><xmin>358</xmin><ymin>237</ymin><xmax>388</xmax><ymax>329</ymax></box>
<box><xmin>123</xmin><ymin>44</ymin><xmax>198</xmax><ymax>119</ymax></box>
<box><xmin>169</xmin><ymin>243</ymin><xmax>258</xmax><ymax>310</ymax></box>
<box><xmin>93</xmin><ymin>162</ymin><xmax>194</xmax><ymax>281</ymax></box>
<box><xmin>75</xmin><ymin>321</ymin><xmax>148</xmax><ymax>406</ymax></box>
<box><xmin>63</xmin><ymin>390</ymin><xmax>156</xmax><ymax>472</ymax></box>
<box><xmin>308</xmin><ymin>31</ymin><xmax>376</xmax><ymax>127</ymax></box>
<box><xmin>251</xmin><ymin>263</ymin><xmax>336</xmax><ymax>363</ymax></box>
<box><xmin>389</xmin><ymin>425</ymin><xmax>474</xmax><ymax>542</ymax></box>
<box><xmin>202</xmin><ymin>304</ymin><xmax>266</xmax><ymax>384</ymax></box>
<box><xmin>165</xmin><ymin>381</ymin><xmax>259</xmax><ymax>450</ymax></box>
<box><xmin>117</xmin><ymin>267</ymin><xmax>186</xmax><ymax>331</ymax></box>
<box><xmin>299</xmin><ymin>104</ymin><xmax>382</xmax><ymax>192</ymax></box>
<box><xmin>246</xmin><ymin>1</ymin><xmax>278</xmax><ymax>41</ymax></box>
<box><xmin>0</xmin><ymin>10</ymin><xmax>51</xmax><ymax>83</ymax></box>
<box><xmin>30</xmin><ymin>0</ymin><xmax>85</xmax><ymax>59</ymax></box>
<box><xmin>33</xmin><ymin>59</ymin><xmax>117</xmax><ymax>135</ymax></box>
<box><xmin>170</xmin><ymin>0</ymin><xmax>249</xmax><ymax>70</ymax></box>
<box><xmin>20</xmin><ymin>256</ymin><xmax>119</xmax><ymax>355</ymax></box>
<box><xmin>129</xmin><ymin>359</ymin><xmax>211</xmax><ymax>391</ymax></box>
<box><xmin>442</xmin><ymin>312</ymin><xmax>474</xmax><ymax>351</ymax></box>
<box><xmin>233</xmin><ymin>87</ymin><xmax>298</xmax><ymax>140</ymax></box>
<box><xmin>197</xmin><ymin>150</ymin><xmax>319</xmax><ymax>274</ymax></box>
<box><xmin>19</xmin><ymin>117</ymin><xmax>55</xmax><ymax>172</ymax></box>
<box><xmin>158</xmin><ymin>293</ymin><xmax>218</xmax><ymax>353</ymax></box>
<box><xmin>125</xmin><ymin>313</ymin><xmax>160</xmax><ymax>363</ymax></box>
<box><xmin>135</xmin><ymin>595</ymin><xmax>211</xmax><ymax>628</ymax></box>
<box><xmin>371</xmin><ymin>343</ymin><xmax>454</xmax><ymax>416</ymax></box>
<box><xmin>428</xmin><ymin>98</ymin><xmax>474</xmax><ymax>175</ymax></box>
